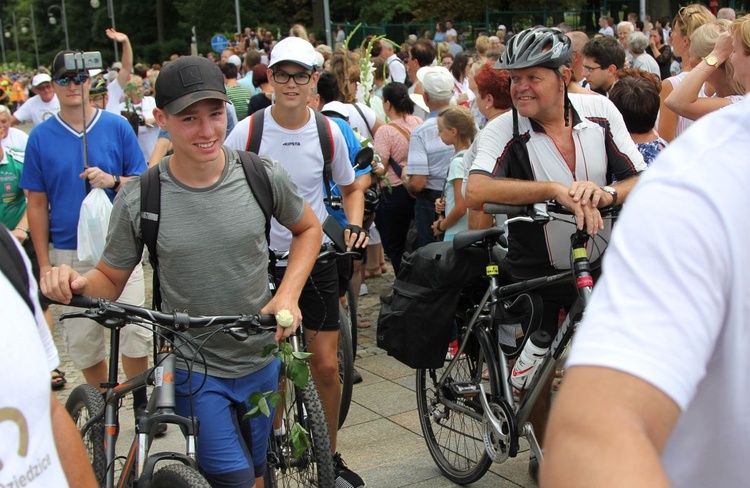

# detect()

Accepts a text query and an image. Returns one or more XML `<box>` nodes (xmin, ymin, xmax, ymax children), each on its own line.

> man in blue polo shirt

<box><xmin>21</xmin><ymin>50</ymin><xmax>150</xmax><ymax>412</ymax></box>
<box><xmin>403</xmin><ymin>66</ymin><xmax>455</xmax><ymax>248</ymax></box>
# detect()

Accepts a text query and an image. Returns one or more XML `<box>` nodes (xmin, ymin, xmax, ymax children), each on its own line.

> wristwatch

<box><xmin>601</xmin><ymin>186</ymin><xmax>618</xmax><ymax>207</ymax></box>
<box><xmin>704</xmin><ymin>55</ymin><xmax>719</xmax><ymax>67</ymax></box>
<box><xmin>110</xmin><ymin>174</ymin><xmax>121</xmax><ymax>190</ymax></box>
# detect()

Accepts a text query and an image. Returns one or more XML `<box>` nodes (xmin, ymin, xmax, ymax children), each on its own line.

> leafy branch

<box><xmin>244</xmin><ymin>342</ymin><xmax>313</xmax><ymax>458</ymax></box>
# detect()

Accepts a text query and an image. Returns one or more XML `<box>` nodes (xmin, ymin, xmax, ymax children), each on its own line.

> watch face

<box><xmin>705</xmin><ymin>55</ymin><xmax>718</xmax><ymax>66</ymax></box>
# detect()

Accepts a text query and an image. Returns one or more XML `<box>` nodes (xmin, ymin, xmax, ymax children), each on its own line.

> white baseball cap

<box><xmin>227</xmin><ymin>54</ymin><xmax>242</xmax><ymax>67</ymax></box>
<box><xmin>32</xmin><ymin>73</ymin><xmax>52</xmax><ymax>87</ymax></box>
<box><xmin>417</xmin><ymin>66</ymin><xmax>454</xmax><ymax>99</ymax></box>
<box><xmin>269</xmin><ymin>37</ymin><xmax>317</xmax><ymax>70</ymax></box>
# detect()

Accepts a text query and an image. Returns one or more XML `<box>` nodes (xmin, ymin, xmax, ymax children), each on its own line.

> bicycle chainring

<box><xmin>482</xmin><ymin>400</ymin><xmax>517</xmax><ymax>463</ymax></box>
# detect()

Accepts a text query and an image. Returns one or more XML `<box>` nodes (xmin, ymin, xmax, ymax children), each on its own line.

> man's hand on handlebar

<box><xmin>40</xmin><ymin>264</ymin><xmax>88</xmax><ymax>304</ymax></box>
<box><xmin>555</xmin><ymin>183</ymin><xmax>604</xmax><ymax>235</ymax></box>
<box><xmin>568</xmin><ymin>181</ymin><xmax>614</xmax><ymax>209</ymax></box>
<box><xmin>344</xmin><ymin>224</ymin><xmax>370</xmax><ymax>253</ymax></box>
<box><xmin>261</xmin><ymin>295</ymin><xmax>302</xmax><ymax>342</ymax></box>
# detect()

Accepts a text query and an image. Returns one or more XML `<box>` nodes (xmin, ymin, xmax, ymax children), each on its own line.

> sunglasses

<box><xmin>675</xmin><ymin>5</ymin><xmax>700</xmax><ymax>29</ymax></box>
<box><xmin>54</xmin><ymin>74</ymin><xmax>90</xmax><ymax>87</ymax></box>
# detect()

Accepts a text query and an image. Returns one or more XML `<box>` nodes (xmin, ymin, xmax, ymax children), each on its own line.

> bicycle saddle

<box><xmin>452</xmin><ymin>227</ymin><xmax>507</xmax><ymax>251</ymax></box>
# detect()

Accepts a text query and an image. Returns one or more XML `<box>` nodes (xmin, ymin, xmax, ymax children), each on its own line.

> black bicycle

<box><xmin>60</xmin><ymin>295</ymin><xmax>335</xmax><ymax>487</ymax></box>
<box><xmin>416</xmin><ymin>201</ymin><xmax>616</xmax><ymax>484</ymax></box>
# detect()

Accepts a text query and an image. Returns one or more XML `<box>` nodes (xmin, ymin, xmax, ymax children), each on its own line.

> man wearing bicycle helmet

<box><xmin>88</xmin><ymin>78</ymin><xmax>109</xmax><ymax>110</ymax></box>
<box><xmin>465</xmin><ymin>27</ymin><xmax>645</xmax><ymax>477</ymax></box>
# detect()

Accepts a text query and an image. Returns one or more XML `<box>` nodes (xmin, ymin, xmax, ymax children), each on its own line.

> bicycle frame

<box><xmin>80</xmin><ymin>320</ymin><xmax>201</xmax><ymax>488</ymax></box>
<box><xmin>436</xmin><ymin>227</ymin><xmax>595</xmax><ymax>464</ymax></box>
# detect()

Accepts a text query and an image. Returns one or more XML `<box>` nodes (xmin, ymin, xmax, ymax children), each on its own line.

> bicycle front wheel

<box><xmin>265</xmin><ymin>378</ymin><xmax>335</xmax><ymax>487</ymax></box>
<box><xmin>151</xmin><ymin>464</ymin><xmax>211</xmax><ymax>487</ymax></box>
<box><xmin>416</xmin><ymin>325</ymin><xmax>497</xmax><ymax>484</ymax></box>
<box><xmin>65</xmin><ymin>384</ymin><xmax>107</xmax><ymax>482</ymax></box>
<box><xmin>338</xmin><ymin>302</ymin><xmax>354</xmax><ymax>429</ymax></box>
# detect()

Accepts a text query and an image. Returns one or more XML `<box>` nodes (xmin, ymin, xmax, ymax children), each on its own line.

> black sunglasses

<box><xmin>54</xmin><ymin>74</ymin><xmax>90</xmax><ymax>87</ymax></box>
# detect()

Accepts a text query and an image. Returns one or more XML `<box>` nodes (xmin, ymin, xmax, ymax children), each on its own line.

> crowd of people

<box><xmin>2</xmin><ymin>6</ymin><xmax>750</xmax><ymax>488</ymax></box>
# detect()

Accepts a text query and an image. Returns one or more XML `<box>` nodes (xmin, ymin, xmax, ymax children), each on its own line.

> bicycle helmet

<box><xmin>89</xmin><ymin>78</ymin><xmax>108</xmax><ymax>98</ymax></box>
<box><xmin>495</xmin><ymin>27</ymin><xmax>572</xmax><ymax>70</ymax></box>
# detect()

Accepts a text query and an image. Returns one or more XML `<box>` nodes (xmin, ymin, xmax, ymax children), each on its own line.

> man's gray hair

<box><xmin>617</xmin><ymin>21</ymin><xmax>634</xmax><ymax>33</ymax></box>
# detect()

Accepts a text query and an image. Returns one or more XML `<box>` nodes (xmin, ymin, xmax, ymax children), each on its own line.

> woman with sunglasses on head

<box><xmin>665</xmin><ymin>20</ymin><xmax>745</xmax><ymax>121</ymax></box>
<box><xmin>658</xmin><ymin>3</ymin><xmax>715</xmax><ymax>142</ymax></box>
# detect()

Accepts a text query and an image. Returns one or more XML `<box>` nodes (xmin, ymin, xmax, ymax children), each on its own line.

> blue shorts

<box><xmin>175</xmin><ymin>359</ymin><xmax>281</xmax><ymax>485</ymax></box>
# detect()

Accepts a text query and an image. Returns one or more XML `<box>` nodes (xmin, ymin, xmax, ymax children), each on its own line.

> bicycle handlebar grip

<box><xmin>67</xmin><ymin>295</ymin><xmax>101</xmax><ymax>309</ymax></box>
<box><xmin>259</xmin><ymin>314</ymin><xmax>277</xmax><ymax>326</ymax></box>
<box><xmin>483</xmin><ymin>203</ymin><xmax>531</xmax><ymax>216</ymax></box>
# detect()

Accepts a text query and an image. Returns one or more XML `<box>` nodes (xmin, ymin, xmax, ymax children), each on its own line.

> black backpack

<box><xmin>0</xmin><ymin>228</ymin><xmax>35</xmax><ymax>315</ymax></box>
<box><xmin>140</xmin><ymin>151</ymin><xmax>273</xmax><ymax>310</ymax></box>
<box><xmin>245</xmin><ymin>108</ymin><xmax>336</xmax><ymax>204</ymax></box>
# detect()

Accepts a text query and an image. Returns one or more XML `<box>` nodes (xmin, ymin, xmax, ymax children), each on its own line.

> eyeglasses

<box><xmin>582</xmin><ymin>65</ymin><xmax>603</xmax><ymax>73</ymax></box>
<box><xmin>54</xmin><ymin>74</ymin><xmax>90</xmax><ymax>87</ymax></box>
<box><xmin>271</xmin><ymin>70</ymin><xmax>312</xmax><ymax>85</ymax></box>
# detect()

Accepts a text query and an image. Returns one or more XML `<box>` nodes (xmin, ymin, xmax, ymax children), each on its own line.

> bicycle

<box><xmin>416</xmin><ymin>201</ymin><xmax>616</xmax><ymax>484</ymax></box>
<box><xmin>61</xmin><ymin>296</ymin><xmax>288</xmax><ymax>488</ymax></box>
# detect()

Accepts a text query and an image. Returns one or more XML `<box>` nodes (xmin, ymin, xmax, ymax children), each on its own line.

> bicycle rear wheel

<box><xmin>338</xmin><ymin>302</ymin><xmax>354</xmax><ymax>429</ymax></box>
<box><xmin>151</xmin><ymin>464</ymin><xmax>211</xmax><ymax>487</ymax></box>
<box><xmin>416</xmin><ymin>324</ymin><xmax>497</xmax><ymax>484</ymax></box>
<box><xmin>65</xmin><ymin>384</ymin><xmax>107</xmax><ymax>482</ymax></box>
<box><xmin>265</xmin><ymin>378</ymin><xmax>335</xmax><ymax>487</ymax></box>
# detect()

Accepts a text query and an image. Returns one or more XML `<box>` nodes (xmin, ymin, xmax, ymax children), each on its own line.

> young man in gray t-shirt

<box><xmin>41</xmin><ymin>56</ymin><xmax>322</xmax><ymax>488</ymax></box>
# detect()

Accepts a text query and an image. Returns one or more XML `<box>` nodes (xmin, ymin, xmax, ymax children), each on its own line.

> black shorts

<box><xmin>275</xmin><ymin>259</ymin><xmax>340</xmax><ymax>332</ymax></box>
<box><xmin>335</xmin><ymin>255</ymin><xmax>353</xmax><ymax>298</ymax></box>
<box><xmin>23</xmin><ymin>237</ymin><xmax>51</xmax><ymax>312</ymax></box>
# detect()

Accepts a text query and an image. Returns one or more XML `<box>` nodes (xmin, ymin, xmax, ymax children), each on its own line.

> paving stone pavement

<box><xmin>51</xmin><ymin>260</ymin><xmax>536</xmax><ymax>487</ymax></box>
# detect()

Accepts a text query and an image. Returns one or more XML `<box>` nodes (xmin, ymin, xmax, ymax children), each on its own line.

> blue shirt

<box><xmin>325</xmin><ymin>117</ymin><xmax>371</xmax><ymax>227</ymax></box>
<box><xmin>407</xmin><ymin>112</ymin><xmax>454</xmax><ymax>191</ymax></box>
<box><xmin>20</xmin><ymin>110</ymin><xmax>146</xmax><ymax>250</ymax></box>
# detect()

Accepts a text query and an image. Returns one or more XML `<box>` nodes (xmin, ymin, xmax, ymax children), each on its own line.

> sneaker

<box><xmin>134</xmin><ymin>405</ymin><xmax>168</xmax><ymax>438</ymax></box>
<box><xmin>352</xmin><ymin>368</ymin><xmax>363</xmax><ymax>385</ymax></box>
<box><xmin>528</xmin><ymin>452</ymin><xmax>539</xmax><ymax>482</ymax></box>
<box><xmin>445</xmin><ymin>340</ymin><xmax>465</xmax><ymax>360</ymax></box>
<box><xmin>333</xmin><ymin>452</ymin><xmax>365</xmax><ymax>488</ymax></box>
<box><xmin>359</xmin><ymin>283</ymin><xmax>368</xmax><ymax>296</ymax></box>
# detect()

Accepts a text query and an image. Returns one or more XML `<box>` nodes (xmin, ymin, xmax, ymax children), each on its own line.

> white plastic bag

<box><xmin>77</xmin><ymin>188</ymin><xmax>113</xmax><ymax>265</ymax></box>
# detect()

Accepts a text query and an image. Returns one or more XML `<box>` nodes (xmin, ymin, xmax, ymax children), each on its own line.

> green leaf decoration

<box><xmin>291</xmin><ymin>351</ymin><xmax>313</xmax><ymax>360</ymax></box>
<box><xmin>288</xmin><ymin>359</ymin><xmax>310</xmax><ymax>388</ymax></box>
<box><xmin>290</xmin><ymin>423</ymin><xmax>310</xmax><ymax>458</ymax></box>
<box><xmin>262</xmin><ymin>343</ymin><xmax>279</xmax><ymax>357</ymax></box>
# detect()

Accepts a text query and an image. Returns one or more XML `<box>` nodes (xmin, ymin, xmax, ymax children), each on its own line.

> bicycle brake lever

<box><xmin>59</xmin><ymin>312</ymin><xmax>93</xmax><ymax>321</ymax></box>
<box><xmin>226</xmin><ymin>327</ymin><xmax>251</xmax><ymax>341</ymax></box>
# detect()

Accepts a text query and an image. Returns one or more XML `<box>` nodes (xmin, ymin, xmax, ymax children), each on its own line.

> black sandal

<box><xmin>51</xmin><ymin>368</ymin><xmax>67</xmax><ymax>391</ymax></box>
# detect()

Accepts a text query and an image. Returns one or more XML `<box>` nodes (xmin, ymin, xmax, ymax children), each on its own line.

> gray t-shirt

<box><xmin>103</xmin><ymin>147</ymin><xmax>306</xmax><ymax>377</ymax></box>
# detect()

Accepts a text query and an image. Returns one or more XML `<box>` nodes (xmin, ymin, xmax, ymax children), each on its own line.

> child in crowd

<box><xmin>432</xmin><ymin>106</ymin><xmax>475</xmax><ymax>241</ymax></box>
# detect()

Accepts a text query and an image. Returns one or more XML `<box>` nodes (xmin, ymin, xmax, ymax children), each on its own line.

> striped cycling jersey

<box><xmin>470</xmin><ymin>93</ymin><xmax>646</xmax><ymax>272</ymax></box>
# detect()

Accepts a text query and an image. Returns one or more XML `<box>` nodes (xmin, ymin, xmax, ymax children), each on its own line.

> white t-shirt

<box><xmin>344</xmin><ymin>103</ymin><xmax>378</xmax><ymax>141</ymax></box>
<box><xmin>2</xmin><ymin>127</ymin><xmax>29</xmax><ymax>150</ymax></box>
<box><xmin>225</xmin><ymin>107</ymin><xmax>355</xmax><ymax>251</ymax></box>
<box><xmin>13</xmin><ymin>95</ymin><xmax>59</xmax><ymax>126</ymax></box>
<box><xmin>1</xmin><ymin>237</ymin><xmax>67</xmax><ymax>487</ymax></box>
<box><xmin>567</xmin><ymin>96</ymin><xmax>750</xmax><ymax>488</ymax></box>
<box><xmin>634</xmin><ymin>53</ymin><xmax>662</xmax><ymax>79</ymax></box>
<box><xmin>118</xmin><ymin>96</ymin><xmax>159</xmax><ymax>161</ymax></box>
<box><xmin>386</xmin><ymin>54</ymin><xmax>407</xmax><ymax>84</ymax></box>
<box><xmin>106</xmin><ymin>78</ymin><xmax>125</xmax><ymax>114</ymax></box>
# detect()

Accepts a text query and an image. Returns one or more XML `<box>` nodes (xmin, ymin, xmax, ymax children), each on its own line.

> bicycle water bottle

<box><xmin>510</xmin><ymin>330</ymin><xmax>552</xmax><ymax>390</ymax></box>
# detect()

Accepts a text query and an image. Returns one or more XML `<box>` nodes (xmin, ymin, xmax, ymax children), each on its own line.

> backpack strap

<box><xmin>238</xmin><ymin>151</ymin><xmax>274</xmax><ymax>245</ymax></box>
<box><xmin>313</xmin><ymin>111</ymin><xmax>335</xmax><ymax>204</ymax></box>
<box><xmin>245</xmin><ymin>110</ymin><xmax>265</xmax><ymax>154</ymax></box>
<box><xmin>140</xmin><ymin>164</ymin><xmax>162</xmax><ymax>310</ymax></box>
<box><xmin>0</xmin><ymin>229</ymin><xmax>34</xmax><ymax>315</ymax></box>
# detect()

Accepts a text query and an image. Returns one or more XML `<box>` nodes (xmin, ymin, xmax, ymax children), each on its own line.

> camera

<box><xmin>64</xmin><ymin>51</ymin><xmax>103</xmax><ymax>72</ymax></box>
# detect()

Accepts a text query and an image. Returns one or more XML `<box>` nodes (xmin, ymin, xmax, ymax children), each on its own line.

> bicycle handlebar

<box><xmin>63</xmin><ymin>296</ymin><xmax>277</xmax><ymax>338</ymax></box>
<box><xmin>484</xmin><ymin>201</ymin><xmax>620</xmax><ymax>220</ymax></box>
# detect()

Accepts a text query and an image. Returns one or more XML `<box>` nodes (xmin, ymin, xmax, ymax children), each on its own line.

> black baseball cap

<box><xmin>155</xmin><ymin>56</ymin><xmax>230</xmax><ymax>114</ymax></box>
<box><xmin>52</xmin><ymin>50</ymin><xmax>76</xmax><ymax>79</ymax></box>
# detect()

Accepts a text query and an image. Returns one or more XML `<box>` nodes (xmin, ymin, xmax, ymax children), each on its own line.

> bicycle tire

<box><xmin>346</xmin><ymin>282</ymin><xmax>358</xmax><ymax>354</ymax></box>
<box><xmin>338</xmin><ymin>302</ymin><xmax>354</xmax><ymax>429</ymax></box>
<box><xmin>65</xmin><ymin>384</ymin><xmax>107</xmax><ymax>483</ymax></box>
<box><xmin>416</xmin><ymin>324</ymin><xmax>497</xmax><ymax>484</ymax></box>
<box><xmin>265</xmin><ymin>378</ymin><xmax>335</xmax><ymax>487</ymax></box>
<box><xmin>151</xmin><ymin>463</ymin><xmax>211</xmax><ymax>487</ymax></box>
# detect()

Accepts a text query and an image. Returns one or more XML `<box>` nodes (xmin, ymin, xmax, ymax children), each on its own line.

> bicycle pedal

<box><xmin>449</xmin><ymin>382</ymin><xmax>480</xmax><ymax>397</ymax></box>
